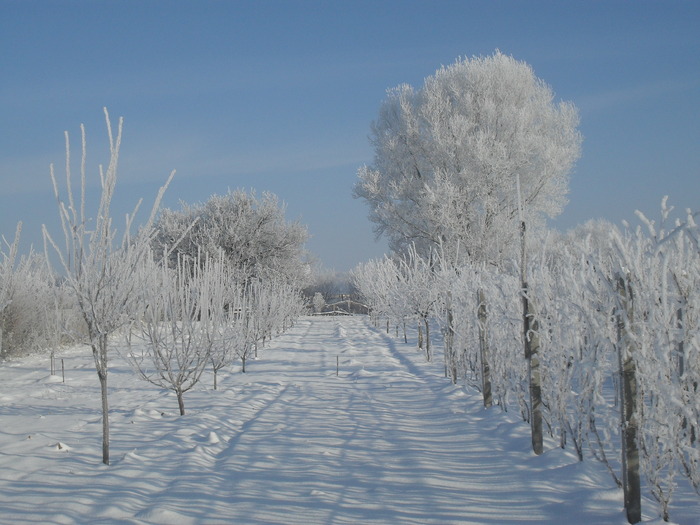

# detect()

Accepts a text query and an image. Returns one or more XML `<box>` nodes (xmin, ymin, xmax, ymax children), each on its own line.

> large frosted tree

<box><xmin>354</xmin><ymin>51</ymin><xmax>582</xmax><ymax>266</ymax></box>
<box><xmin>152</xmin><ymin>189</ymin><xmax>309</xmax><ymax>287</ymax></box>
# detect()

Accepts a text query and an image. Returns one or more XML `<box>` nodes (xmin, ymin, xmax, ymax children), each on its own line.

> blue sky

<box><xmin>1</xmin><ymin>1</ymin><xmax>698</xmax><ymax>271</ymax></box>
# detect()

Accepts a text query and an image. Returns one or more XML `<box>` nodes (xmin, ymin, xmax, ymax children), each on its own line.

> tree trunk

<box><xmin>677</xmin><ymin>307</ymin><xmax>685</xmax><ymax>378</ymax></box>
<box><xmin>177</xmin><ymin>389</ymin><xmax>186</xmax><ymax>416</ymax></box>
<box><xmin>523</xmin><ymin>282</ymin><xmax>543</xmax><ymax>455</ymax></box>
<box><xmin>617</xmin><ymin>276</ymin><xmax>641</xmax><ymax>524</ymax></box>
<box><xmin>519</xmin><ymin>217</ymin><xmax>541</xmax><ymax>454</ymax></box>
<box><xmin>242</xmin><ymin>355</ymin><xmax>246</xmax><ymax>373</ymax></box>
<box><xmin>424</xmin><ymin>317</ymin><xmax>431</xmax><ymax>361</ymax></box>
<box><xmin>477</xmin><ymin>289</ymin><xmax>492</xmax><ymax>408</ymax></box>
<box><xmin>445</xmin><ymin>293</ymin><xmax>457</xmax><ymax>384</ymax></box>
<box><xmin>417</xmin><ymin>322</ymin><xmax>423</xmax><ymax>351</ymax></box>
<box><xmin>213</xmin><ymin>367</ymin><xmax>218</xmax><ymax>391</ymax></box>
<box><xmin>92</xmin><ymin>335</ymin><xmax>110</xmax><ymax>466</ymax></box>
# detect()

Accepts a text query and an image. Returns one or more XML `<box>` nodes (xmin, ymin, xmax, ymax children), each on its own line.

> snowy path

<box><xmin>0</xmin><ymin>316</ymin><xmax>696</xmax><ymax>524</ymax></box>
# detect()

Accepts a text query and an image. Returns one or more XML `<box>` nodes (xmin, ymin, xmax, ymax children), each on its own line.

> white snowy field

<box><xmin>1</xmin><ymin>315</ymin><xmax>698</xmax><ymax>525</ymax></box>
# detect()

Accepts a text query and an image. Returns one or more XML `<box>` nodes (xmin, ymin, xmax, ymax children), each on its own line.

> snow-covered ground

<box><xmin>1</xmin><ymin>315</ymin><xmax>698</xmax><ymax>524</ymax></box>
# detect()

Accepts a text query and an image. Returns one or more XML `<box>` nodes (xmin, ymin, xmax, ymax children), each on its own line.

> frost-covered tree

<box><xmin>0</xmin><ymin>223</ymin><xmax>21</xmax><ymax>359</ymax></box>
<box><xmin>153</xmin><ymin>189</ymin><xmax>310</xmax><ymax>287</ymax></box>
<box><xmin>0</xmin><ymin>251</ymin><xmax>65</xmax><ymax>358</ymax></box>
<box><xmin>351</xmin><ymin>257</ymin><xmax>400</xmax><ymax>327</ymax></box>
<box><xmin>245</xmin><ymin>279</ymin><xmax>303</xmax><ymax>367</ymax></box>
<box><xmin>128</xmin><ymin>253</ymin><xmax>219</xmax><ymax>415</ymax></box>
<box><xmin>206</xmin><ymin>279</ymin><xmax>254</xmax><ymax>390</ymax></box>
<box><xmin>354</xmin><ymin>51</ymin><xmax>581</xmax><ymax>266</ymax></box>
<box><xmin>312</xmin><ymin>292</ymin><xmax>326</xmax><ymax>314</ymax></box>
<box><xmin>43</xmin><ymin>109</ymin><xmax>172</xmax><ymax>464</ymax></box>
<box><xmin>396</xmin><ymin>246</ymin><xmax>440</xmax><ymax>360</ymax></box>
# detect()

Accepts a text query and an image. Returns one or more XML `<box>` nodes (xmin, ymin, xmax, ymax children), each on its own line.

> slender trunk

<box><xmin>403</xmin><ymin>321</ymin><xmax>407</xmax><ymax>344</ymax></box>
<box><xmin>0</xmin><ymin>325</ymin><xmax>4</xmax><ymax>359</ymax></box>
<box><xmin>417</xmin><ymin>322</ymin><xmax>423</xmax><ymax>351</ymax></box>
<box><xmin>445</xmin><ymin>292</ymin><xmax>457</xmax><ymax>384</ymax></box>
<box><xmin>93</xmin><ymin>335</ymin><xmax>110</xmax><ymax>465</ymax></box>
<box><xmin>213</xmin><ymin>367</ymin><xmax>218</xmax><ymax>390</ymax></box>
<box><xmin>176</xmin><ymin>389</ymin><xmax>186</xmax><ymax>416</ymax></box>
<box><xmin>477</xmin><ymin>289</ymin><xmax>492</xmax><ymax>408</ymax></box>
<box><xmin>527</xmin><ymin>299</ymin><xmax>543</xmax><ymax>456</ymax></box>
<box><xmin>242</xmin><ymin>354</ymin><xmax>246</xmax><ymax>373</ymax></box>
<box><xmin>519</xmin><ymin>216</ymin><xmax>541</xmax><ymax>454</ymax></box>
<box><xmin>677</xmin><ymin>307</ymin><xmax>684</xmax><ymax>377</ymax></box>
<box><xmin>523</xmin><ymin>281</ymin><xmax>543</xmax><ymax>455</ymax></box>
<box><xmin>424</xmin><ymin>317</ymin><xmax>431</xmax><ymax>361</ymax></box>
<box><xmin>99</xmin><ymin>370</ymin><xmax>109</xmax><ymax>464</ymax></box>
<box><xmin>617</xmin><ymin>276</ymin><xmax>641</xmax><ymax>524</ymax></box>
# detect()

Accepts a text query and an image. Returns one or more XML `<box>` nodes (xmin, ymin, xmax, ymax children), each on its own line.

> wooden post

<box><xmin>61</xmin><ymin>359</ymin><xmax>65</xmax><ymax>383</ymax></box>
<box><xmin>477</xmin><ymin>289</ymin><xmax>492</xmax><ymax>408</ymax></box>
<box><xmin>617</xmin><ymin>275</ymin><xmax>641</xmax><ymax>524</ymax></box>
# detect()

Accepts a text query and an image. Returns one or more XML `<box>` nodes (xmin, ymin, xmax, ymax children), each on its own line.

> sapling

<box><xmin>43</xmin><ymin>109</ymin><xmax>172</xmax><ymax>464</ymax></box>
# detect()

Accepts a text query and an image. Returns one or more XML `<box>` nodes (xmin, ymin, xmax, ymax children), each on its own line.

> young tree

<box><xmin>354</xmin><ymin>51</ymin><xmax>581</xmax><ymax>266</ymax></box>
<box><xmin>207</xmin><ymin>280</ymin><xmax>253</xmax><ymax>390</ymax></box>
<box><xmin>396</xmin><ymin>246</ymin><xmax>440</xmax><ymax>361</ymax></box>
<box><xmin>43</xmin><ymin>109</ymin><xmax>172</xmax><ymax>464</ymax></box>
<box><xmin>128</xmin><ymin>253</ymin><xmax>217</xmax><ymax>415</ymax></box>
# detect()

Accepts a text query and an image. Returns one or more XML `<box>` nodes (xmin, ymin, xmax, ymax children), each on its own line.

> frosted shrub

<box><xmin>1</xmin><ymin>252</ymin><xmax>63</xmax><ymax>358</ymax></box>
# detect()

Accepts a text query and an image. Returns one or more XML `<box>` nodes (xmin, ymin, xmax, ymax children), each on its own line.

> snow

<box><xmin>1</xmin><ymin>316</ymin><xmax>698</xmax><ymax>524</ymax></box>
